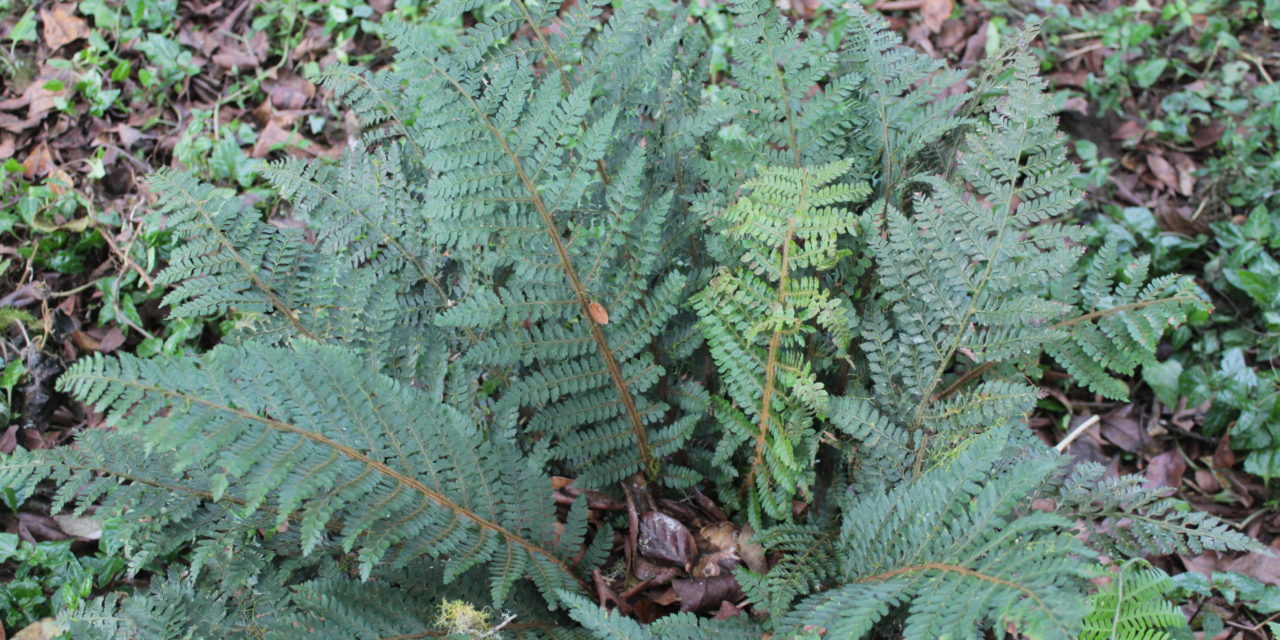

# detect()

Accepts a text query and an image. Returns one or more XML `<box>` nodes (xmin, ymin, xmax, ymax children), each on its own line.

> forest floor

<box><xmin>1</xmin><ymin>0</ymin><xmax>1279</xmax><ymax>636</ymax></box>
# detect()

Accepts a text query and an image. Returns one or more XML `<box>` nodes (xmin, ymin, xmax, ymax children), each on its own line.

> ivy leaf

<box><xmin>1133</xmin><ymin>58</ymin><xmax>1168</xmax><ymax>88</ymax></box>
<box><xmin>1224</xmin><ymin>269</ymin><xmax>1280</xmax><ymax>307</ymax></box>
<box><xmin>1143</xmin><ymin>359</ymin><xmax>1183</xmax><ymax>407</ymax></box>
<box><xmin>0</xmin><ymin>360</ymin><xmax>24</xmax><ymax>391</ymax></box>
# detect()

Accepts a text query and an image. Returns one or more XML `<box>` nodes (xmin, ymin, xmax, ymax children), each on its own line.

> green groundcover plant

<box><xmin>0</xmin><ymin>1</ymin><xmax>1264</xmax><ymax>637</ymax></box>
<box><xmin>1030</xmin><ymin>0</ymin><xmax>1280</xmax><ymax>480</ymax></box>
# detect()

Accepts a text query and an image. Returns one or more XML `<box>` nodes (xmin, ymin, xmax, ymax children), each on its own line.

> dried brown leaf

<box><xmin>251</xmin><ymin>119</ymin><xmax>297</xmax><ymax>158</ymax></box>
<box><xmin>1099</xmin><ymin>406</ymin><xmax>1151</xmax><ymax>454</ymax></box>
<box><xmin>920</xmin><ymin>0</ymin><xmax>952</xmax><ymax>33</ymax></box>
<box><xmin>1169</xmin><ymin>151</ymin><xmax>1197</xmax><ymax>196</ymax></box>
<box><xmin>1146</xmin><ymin>153</ymin><xmax>1178</xmax><ymax>193</ymax></box>
<box><xmin>15</xmin><ymin>512</ymin><xmax>71</xmax><ymax>542</ymax></box>
<box><xmin>1221</xmin><ymin>551</ymin><xmax>1280</xmax><ymax>584</ymax></box>
<box><xmin>51</xmin><ymin>514</ymin><xmax>103</xmax><ymax>541</ymax></box>
<box><xmin>1191</xmin><ymin>121</ymin><xmax>1225</xmax><ymax>149</ymax></box>
<box><xmin>1212</xmin><ymin>434</ymin><xmax>1236</xmax><ymax>469</ymax></box>
<box><xmin>1111</xmin><ymin>120</ymin><xmax>1146</xmax><ymax>143</ymax></box>
<box><xmin>40</xmin><ymin>6</ymin><xmax>88</xmax><ymax>51</ymax></box>
<box><xmin>22</xmin><ymin>141</ymin><xmax>54</xmax><ymax>179</ymax></box>
<box><xmin>0</xmin><ymin>424</ymin><xmax>17</xmax><ymax>455</ymax></box>
<box><xmin>13</xmin><ymin>618</ymin><xmax>65</xmax><ymax>640</ymax></box>
<box><xmin>691</xmin><ymin>549</ymin><xmax>740</xmax><ymax>578</ymax></box>
<box><xmin>1144</xmin><ymin>449</ymin><xmax>1185</xmax><ymax>490</ymax></box>
<box><xmin>263</xmin><ymin>73</ymin><xmax>315</xmax><ymax>110</ymax></box>
<box><xmin>671</xmin><ymin>576</ymin><xmax>744</xmax><ymax>613</ymax></box>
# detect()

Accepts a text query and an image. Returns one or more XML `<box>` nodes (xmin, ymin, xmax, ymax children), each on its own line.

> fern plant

<box><xmin>0</xmin><ymin>2</ymin><xmax>1261</xmax><ymax>638</ymax></box>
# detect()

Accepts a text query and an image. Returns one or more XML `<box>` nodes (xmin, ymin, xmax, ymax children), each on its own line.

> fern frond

<box><xmin>1053</xmin><ymin>462</ymin><xmax>1264</xmax><ymax>556</ymax></box>
<box><xmin>1080</xmin><ymin>562</ymin><xmax>1187</xmax><ymax>640</ymax></box>
<box><xmin>736</xmin><ymin>523</ymin><xmax>839</xmax><ymax>615</ymax></box>
<box><xmin>695</xmin><ymin>159</ymin><xmax>869</xmax><ymax>524</ymax></box>
<box><xmin>562</xmin><ymin>592</ymin><xmax>761</xmax><ymax>639</ymax></box>
<box><xmin>1047</xmin><ymin>240</ymin><xmax>1211</xmax><ymax>400</ymax></box>
<box><xmin>379</xmin><ymin>9</ymin><xmax>698</xmax><ymax>484</ymax></box>
<box><xmin>811</xmin><ymin>427</ymin><xmax>1091</xmax><ymax>640</ymax></box>
<box><xmin>56</xmin><ymin>342</ymin><xmax>586</xmax><ymax>605</ymax></box>
<box><xmin>147</xmin><ymin>170</ymin><xmax>320</xmax><ymax>340</ymax></box>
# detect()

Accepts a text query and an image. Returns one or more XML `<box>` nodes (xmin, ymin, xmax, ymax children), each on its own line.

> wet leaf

<box><xmin>638</xmin><ymin>510</ymin><xmax>695</xmax><ymax>566</ymax></box>
<box><xmin>672</xmin><ymin>575</ymin><xmax>744</xmax><ymax>612</ymax></box>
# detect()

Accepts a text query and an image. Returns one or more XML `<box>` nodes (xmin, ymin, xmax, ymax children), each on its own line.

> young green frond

<box><xmin>695</xmin><ymin>159</ymin><xmax>868</xmax><ymax>525</ymax></box>
<box><xmin>1080</xmin><ymin>562</ymin><xmax>1187</xmax><ymax>640</ymax></box>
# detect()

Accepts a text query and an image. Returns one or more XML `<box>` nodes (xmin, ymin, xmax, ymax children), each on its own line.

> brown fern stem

<box><xmin>857</xmin><ymin>561</ymin><xmax>1049</xmax><ymax>610</ymax></box>
<box><xmin>427</xmin><ymin>60</ymin><xmax>656</xmax><ymax>480</ymax></box>
<box><xmin>745</xmin><ymin>211</ymin><xmax>799</xmax><ymax>498</ymax></box>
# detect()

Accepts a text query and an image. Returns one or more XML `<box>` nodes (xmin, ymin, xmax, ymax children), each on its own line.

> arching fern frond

<box><xmin>1052</xmin><ymin>462</ymin><xmax>1263</xmax><ymax>557</ymax></box>
<box><xmin>56</xmin><ymin>342</ymin><xmax>587</xmax><ymax>605</ymax></box>
<box><xmin>815</xmin><ymin>426</ymin><xmax>1091</xmax><ymax>640</ymax></box>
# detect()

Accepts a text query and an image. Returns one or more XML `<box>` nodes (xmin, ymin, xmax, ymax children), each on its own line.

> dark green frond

<box><xmin>56</xmin><ymin>342</ymin><xmax>586</xmax><ymax>604</ymax></box>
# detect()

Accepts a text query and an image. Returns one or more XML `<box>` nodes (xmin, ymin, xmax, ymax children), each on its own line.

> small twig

<box><xmin>1190</xmin><ymin>196</ymin><xmax>1210</xmax><ymax>221</ymax></box>
<box><xmin>93</xmin><ymin>223</ymin><xmax>155</xmax><ymax>291</ymax></box>
<box><xmin>1239</xmin><ymin>51</ymin><xmax>1274</xmax><ymax>85</ymax></box>
<box><xmin>480</xmin><ymin>614</ymin><xmax>518</xmax><ymax>638</ymax></box>
<box><xmin>1055</xmin><ymin>415</ymin><xmax>1101</xmax><ymax>452</ymax></box>
<box><xmin>50</xmin><ymin>279</ymin><xmax>101</xmax><ymax>298</ymax></box>
<box><xmin>874</xmin><ymin>0</ymin><xmax>924</xmax><ymax>9</ymax></box>
<box><xmin>1059</xmin><ymin>31</ymin><xmax>1100</xmax><ymax>42</ymax></box>
<box><xmin>1062</xmin><ymin>43</ymin><xmax>1105</xmax><ymax>61</ymax></box>
<box><xmin>9</xmin><ymin>315</ymin><xmax>32</xmax><ymax>351</ymax></box>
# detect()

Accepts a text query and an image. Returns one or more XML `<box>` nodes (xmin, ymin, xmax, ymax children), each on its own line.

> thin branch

<box><xmin>1054</xmin><ymin>415</ymin><xmax>1100</xmax><ymax>452</ymax></box>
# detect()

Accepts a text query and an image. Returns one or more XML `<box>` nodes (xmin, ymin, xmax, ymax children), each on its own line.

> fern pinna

<box><xmin>0</xmin><ymin>2</ymin><xmax>1259</xmax><ymax>638</ymax></box>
